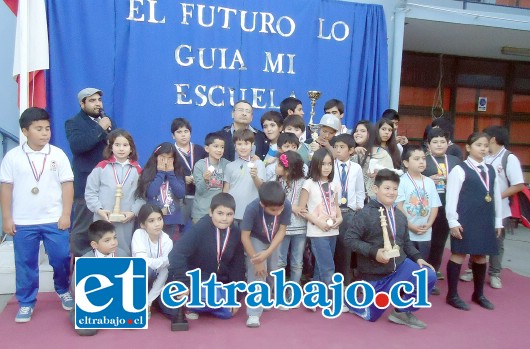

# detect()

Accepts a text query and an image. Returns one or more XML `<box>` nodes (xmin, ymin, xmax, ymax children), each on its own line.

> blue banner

<box><xmin>46</xmin><ymin>0</ymin><xmax>388</xmax><ymax>162</ymax></box>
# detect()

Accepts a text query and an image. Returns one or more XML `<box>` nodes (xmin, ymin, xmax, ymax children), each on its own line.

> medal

<box><xmin>337</xmin><ymin>161</ymin><xmax>350</xmax><ymax>206</ymax></box>
<box><xmin>247</xmin><ymin>162</ymin><xmax>255</xmax><ymax>169</ymax></box>
<box><xmin>466</xmin><ymin>160</ymin><xmax>492</xmax><ymax>204</ymax></box>
<box><xmin>326</xmin><ymin>219</ymin><xmax>334</xmax><ymax>227</ymax></box>
<box><xmin>420</xmin><ymin>208</ymin><xmax>428</xmax><ymax>217</ymax></box>
<box><xmin>340</xmin><ymin>197</ymin><xmax>347</xmax><ymax>205</ymax></box>
<box><xmin>216</xmin><ymin>227</ymin><xmax>231</xmax><ymax>270</ymax></box>
<box><xmin>24</xmin><ymin>143</ymin><xmax>50</xmax><ymax>196</ymax></box>
<box><xmin>176</xmin><ymin>143</ymin><xmax>195</xmax><ymax>173</ymax></box>
<box><xmin>262</xmin><ymin>212</ymin><xmax>278</xmax><ymax>243</ymax></box>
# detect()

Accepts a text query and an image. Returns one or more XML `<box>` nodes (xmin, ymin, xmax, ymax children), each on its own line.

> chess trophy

<box><xmin>379</xmin><ymin>207</ymin><xmax>400</xmax><ymax>259</ymax></box>
<box><xmin>307</xmin><ymin>91</ymin><xmax>322</xmax><ymax>157</ymax></box>
<box><xmin>109</xmin><ymin>184</ymin><xmax>124</xmax><ymax>222</ymax></box>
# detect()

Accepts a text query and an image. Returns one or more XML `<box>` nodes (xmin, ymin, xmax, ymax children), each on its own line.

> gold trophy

<box><xmin>379</xmin><ymin>207</ymin><xmax>400</xmax><ymax>259</ymax></box>
<box><xmin>109</xmin><ymin>184</ymin><xmax>124</xmax><ymax>222</ymax></box>
<box><xmin>307</xmin><ymin>90</ymin><xmax>322</xmax><ymax>138</ymax></box>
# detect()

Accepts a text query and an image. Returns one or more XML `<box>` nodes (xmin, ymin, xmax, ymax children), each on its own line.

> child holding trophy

<box><xmin>344</xmin><ymin>169</ymin><xmax>436</xmax><ymax>329</ymax></box>
<box><xmin>85</xmin><ymin>129</ymin><xmax>144</xmax><ymax>255</ymax></box>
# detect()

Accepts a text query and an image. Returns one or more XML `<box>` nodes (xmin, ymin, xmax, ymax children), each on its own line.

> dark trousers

<box><xmin>334</xmin><ymin>209</ymin><xmax>357</xmax><ymax>285</ymax></box>
<box><xmin>70</xmin><ymin>198</ymin><xmax>94</xmax><ymax>258</ymax></box>
<box><xmin>427</xmin><ymin>206</ymin><xmax>449</xmax><ymax>272</ymax></box>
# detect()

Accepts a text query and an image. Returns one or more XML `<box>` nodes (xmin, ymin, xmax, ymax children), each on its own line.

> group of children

<box><xmin>0</xmin><ymin>99</ymin><xmax>523</xmax><ymax>332</ymax></box>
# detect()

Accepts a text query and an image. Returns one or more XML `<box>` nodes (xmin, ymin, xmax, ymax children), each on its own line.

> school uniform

<box><xmin>85</xmin><ymin>156</ymin><xmax>145</xmax><ymax>255</ymax></box>
<box><xmin>446</xmin><ymin>158</ymin><xmax>503</xmax><ymax>255</ymax></box>
<box><xmin>332</xmin><ymin>159</ymin><xmax>364</xmax><ymax>284</ymax></box>
<box><xmin>0</xmin><ymin>143</ymin><xmax>74</xmax><ymax>307</ymax></box>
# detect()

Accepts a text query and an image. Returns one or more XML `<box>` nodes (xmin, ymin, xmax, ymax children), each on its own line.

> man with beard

<box><xmin>65</xmin><ymin>88</ymin><xmax>115</xmax><ymax>257</ymax></box>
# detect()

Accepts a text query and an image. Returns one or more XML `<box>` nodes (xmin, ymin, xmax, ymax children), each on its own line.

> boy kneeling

<box><xmin>160</xmin><ymin>193</ymin><xmax>245</xmax><ymax>330</ymax></box>
<box><xmin>344</xmin><ymin>169</ymin><xmax>436</xmax><ymax>329</ymax></box>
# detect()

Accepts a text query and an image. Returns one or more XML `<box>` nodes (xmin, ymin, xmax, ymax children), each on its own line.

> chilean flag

<box><xmin>4</xmin><ymin>0</ymin><xmax>48</xmax><ymax>109</ymax></box>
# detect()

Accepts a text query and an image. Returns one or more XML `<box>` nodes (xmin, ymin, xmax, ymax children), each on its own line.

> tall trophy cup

<box><xmin>379</xmin><ymin>207</ymin><xmax>400</xmax><ymax>259</ymax></box>
<box><xmin>307</xmin><ymin>90</ymin><xmax>322</xmax><ymax>137</ymax></box>
<box><xmin>109</xmin><ymin>184</ymin><xmax>124</xmax><ymax>222</ymax></box>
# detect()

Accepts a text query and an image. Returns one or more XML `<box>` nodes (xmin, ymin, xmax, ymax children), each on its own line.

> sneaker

<box><xmin>436</xmin><ymin>271</ymin><xmax>445</xmax><ymax>280</ymax></box>
<box><xmin>58</xmin><ymin>292</ymin><xmax>74</xmax><ymax>311</ymax></box>
<box><xmin>388</xmin><ymin>310</ymin><xmax>426</xmax><ymax>329</ymax></box>
<box><xmin>459</xmin><ymin>269</ymin><xmax>473</xmax><ymax>282</ymax></box>
<box><xmin>490</xmin><ymin>276</ymin><xmax>502</xmax><ymax>289</ymax></box>
<box><xmin>342</xmin><ymin>305</ymin><xmax>350</xmax><ymax>313</ymax></box>
<box><xmin>15</xmin><ymin>306</ymin><xmax>34</xmax><ymax>323</ymax></box>
<box><xmin>431</xmin><ymin>286</ymin><xmax>441</xmax><ymax>296</ymax></box>
<box><xmin>246</xmin><ymin>315</ymin><xmax>260</xmax><ymax>328</ymax></box>
<box><xmin>277</xmin><ymin>305</ymin><xmax>289</xmax><ymax>311</ymax></box>
<box><xmin>185</xmin><ymin>311</ymin><xmax>199</xmax><ymax>320</ymax></box>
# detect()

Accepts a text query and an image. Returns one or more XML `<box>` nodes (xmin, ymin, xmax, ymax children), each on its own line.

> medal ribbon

<box><xmin>160</xmin><ymin>180</ymin><xmax>171</xmax><ymax>213</ymax></box>
<box><xmin>386</xmin><ymin>206</ymin><xmax>397</xmax><ymax>243</ymax></box>
<box><xmin>262</xmin><ymin>212</ymin><xmax>278</xmax><ymax>243</ymax></box>
<box><xmin>429</xmin><ymin>154</ymin><xmax>448</xmax><ymax>177</ymax></box>
<box><xmin>466</xmin><ymin>160</ymin><xmax>490</xmax><ymax>193</ymax></box>
<box><xmin>216</xmin><ymin>227</ymin><xmax>231</xmax><ymax>268</ymax></box>
<box><xmin>406</xmin><ymin>173</ymin><xmax>426</xmax><ymax>208</ymax></box>
<box><xmin>318</xmin><ymin>181</ymin><xmax>333</xmax><ymax>216</ymax></box>
<box><xmin>112</xmin><ymin>164</ymin><xmax>133</xmax><ymax>186</ymax></box>
<box><xmin>281</xmin><ymin>178</ymin><xmax>298</xmax><ymax>204</ymax></box>
<box><xmin>24</xmin><ymin>144</ymin><xmax>50</xmax><ymax>185</ymax></box>
<box><xmin>176</xmin><ymin>143</ymin><xmax>195</xmax><ymax>172</ymax></box>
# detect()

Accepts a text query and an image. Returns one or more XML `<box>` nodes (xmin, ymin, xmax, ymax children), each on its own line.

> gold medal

<box><xmin>31</xmin><ymin>187</ymin><xmax>39</xmax><ymax>194</ymax></box>
<box><xmin>485</xmin><ymin>194</ymin><xmax>492</xmax><ymax>202</ymax></box>
<box><xmin>420</xmin><ymin>208</ymin><xmax>428</xmax><ymax>217</ymax></box>
<box><xmin>340</xmin><ymin>197</ymin><xmax>347</xmax><ymax>205</ymax></box>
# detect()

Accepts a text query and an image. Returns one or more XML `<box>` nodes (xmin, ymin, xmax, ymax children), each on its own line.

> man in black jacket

<box><xmin>65</xmin><ymin>88</ymin><xmax>115</xmax><ymax>257</ymax></box>
<box><xmin>217</xmin><ymin>100</ymin><xmax>268</xmax><ymax>161</ymax></box>
<box><xmin>344</xmin><ymin>169</ymin><xmax>436</xmax><ymax>329</ymax></box>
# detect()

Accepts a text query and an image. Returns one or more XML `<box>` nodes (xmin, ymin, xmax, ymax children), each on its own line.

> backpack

<box><xmin>501</xmin><ymin>150</ymin><xmax>530</xmax><ymax>229</ymax></box>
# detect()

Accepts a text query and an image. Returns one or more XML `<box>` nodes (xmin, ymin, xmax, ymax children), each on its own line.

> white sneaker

<box><xmin>246</xmin><ymin>315</ymin><xmax>260</xmax><ymax>328</ymax></box>
<box><xmin>342</xmin><ymin>305</ymin><xmax>350</xmax><ymax>313</ymax></box>
<box><xmin>185</xmin><ymin>311</ymin><xmax>199</xmax><ymax>320</ymax></box>
<box><xmin>459</xmin><ymin>269</ymin><xmax>473</xmax><ymax>282</ymax></box>
<box><xmin>490</xmin><ymin>276</ymin><xmax>502</xmax><ymax>289</ymax></box>
<box><xmin>277</xmin><ymin>305</ymin><xmax>289</xmax><ymax>311</ymax></box>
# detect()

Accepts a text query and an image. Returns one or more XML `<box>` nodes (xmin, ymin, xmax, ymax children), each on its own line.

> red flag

<box><xmin>4</xmin><ymin>0</ymin><xmax>48</xmax><ymax>109</ymax></box>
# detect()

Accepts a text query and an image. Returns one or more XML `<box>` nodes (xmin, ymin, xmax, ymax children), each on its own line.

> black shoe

<box><xmin>472</xmin><ymin>295</ymin><xmax>495</xmax><ymax>310</ymax></box>
<box><xmin>446</xmin><ymin>296</ymin><xmax>470</xmax><ymax>311</ymax></box>
<box><xmin>431</xmin><ymin>286</ymin><xmax>441</xmax><ymax>296</ymax></box>
<box><xmin>171</xmin><ymin>308</ymin><xmax>189</xmax><ymax>331</ymax></box>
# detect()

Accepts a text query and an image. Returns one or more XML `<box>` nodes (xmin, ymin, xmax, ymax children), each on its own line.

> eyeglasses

<box><xmin>235</xmin><ymin>108</ymin><xmax>252</xmax><ymax>114</ymax></box>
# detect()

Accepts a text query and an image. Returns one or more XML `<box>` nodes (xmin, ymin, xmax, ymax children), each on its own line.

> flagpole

<box><xmin>18</xmin><ymin>0</ymin><xmax>28</xmax><ymax>144</ymax></box>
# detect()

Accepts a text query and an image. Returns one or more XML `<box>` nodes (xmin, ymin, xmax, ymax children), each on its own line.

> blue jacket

<box><xmin>65</xmin><ymin>110</ymin><xmax>115</xmax><ymax>198</ymax></box>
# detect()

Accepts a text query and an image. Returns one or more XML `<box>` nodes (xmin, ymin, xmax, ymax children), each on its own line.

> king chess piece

<box><xmin>109</xmin><ymin>184</ymin><xmax>124</xmax><ymax>222</ymax></box>
<box><xmin>379</xmin><ymin>207</ymin><xmax>400</xmax><ymax>259</ymax></box>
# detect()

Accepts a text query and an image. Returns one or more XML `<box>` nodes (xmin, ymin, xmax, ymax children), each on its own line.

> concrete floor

<box><xmin>1</xmin><ymin>226</ymin><xmax>529</xmax><ymax>314</ymax></box>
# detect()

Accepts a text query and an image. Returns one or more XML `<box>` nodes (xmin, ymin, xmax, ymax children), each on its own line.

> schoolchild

<box><xmin>131</xmin><ymin>204</ymin><xmax>173</xmax><ymax>317</ymax></box>
<box><xmin>324</xmin><ymin>99</ymin><xmax>350</xmax><ymax>135</ymax></box>
<box><xmin>445</xmin><ymin>132</ymin><xmax>503</xmax><ymax>311</ymax></box>
<box><xmin>171</xmin><ymin>118</ymin><xmax>207</xmax><ymax>226</ymax></box>
<box><xmin>344</xmin><ymin>169</ymin><xmax>436</xmax><ymax>329</ymax></box>
<box><xmin>331</xmin><ymin>134</ymin><xmax>364</xmax><ymax>285</ymax></box>
<box><xmin>223</xmin><ymin>129</ymin><xmax>266</xmax><ymax>224</ymax></box>
<box><xmin>283</xmin><ymin>114</ymin><xmax>312</xmax><ymax>165</ymax></box>
<box><xmin>85</xmin><ymin>129</ymin><xmax>144</xmax><ymax>255</ymax></box>
<box><xmin>0</xmin><ymin>107</ymin><xmax>74</xmax><ymax>323</ymax></box>
<box><xmin>374</xmin><ymin>118</ymin><xmax>401</xmax><ymax>170</ymax></box>
<box><xmin>191</xmin><ymin>132</ymin><xmax>230</xmax><ymax>222</ymax></box>
<box><xmin>261</xmin><ymin>111</ymin><xmax>283</xmax><ymax>165</ymax></box>
<box><xmin>135</xmin><ymin>142</ymin><xmax>185</xmax><ymax>239</ymax></box>
<box><xmin>241</xmin><ymin>181</ymin><xmax>292</xmax><ymax>327</ymax></box>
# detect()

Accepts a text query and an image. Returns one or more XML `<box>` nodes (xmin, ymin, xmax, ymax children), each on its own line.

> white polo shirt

<box><xmin>485</xmin><ymin>147</ymin><xmax>524</xmax><ymax>219</ymax></box>
<box><xmin>0</xmin><ymin>143</ymin><xmax>74</xmax><ymax>225</ymax></box>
